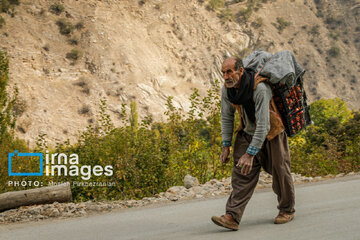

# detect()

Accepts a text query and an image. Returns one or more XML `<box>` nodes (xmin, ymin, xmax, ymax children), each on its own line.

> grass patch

<box><xmin>251</xmin><ymin>17</ymin><xmax>263</xmax><ymax>28</ymax></box>
<box><xmin>0</xmin><ymin>16</ymin><xmax>5</xmax><ymax>28</ymax></box>
<box><xmin>56</xmin><ymin>18</ymin><xmax>74</xmax><ymax>35</ymax></box>
<box><xmin>207</xmin><ymin>0</ymin><xmax>225</xmax><ymax>11</ymax></box>
<box><xmin>273</xmin><ymin>17</ymin><xmax>291</xmax><ymax>34</ymax></box>
<box><xmin>218</xmin><ymin>8</ymin><xmax>234</xmax><ymax>22</ymax></box>
<box><xmin>66</xmin><ymin>48</ymin><xmax>82</xmax><ymax>61</ymax></box>
<box><xmin>75</xmin><ymin>21</ymin><xmax>84</xmax><ymax>30</ymax></box>
<box><xmin>327</xmin><ymin>46</ymin><xmax>340</xmax><ymax>58</ymax></box>
<box><xmin>49</xmin><ymin>3</ymin><xmax>65</xmax><ymax>15</ymax></box>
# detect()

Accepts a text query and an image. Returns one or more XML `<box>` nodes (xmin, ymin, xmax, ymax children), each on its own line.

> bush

<box><xmin>329</xmin><ymin>31</ymin><xmax>340</xmax><ymax>41</ymax></box>
<box><xmin>0</xmin><ymin>51</ymin><xmax>17</xmax><ymax>142</ymax></box>
<box><xmin>310</xmin><ymin>98</ymin><xmax>352</xmax><ymax>128</ymax></box>
<box><xmin>207</xmin><ymin>0</ymin><xmax>225</xmax><ymax>11</ymax></box>
<box><xmin>78</xmin><ymin>104</ymin><xmax>90</xmax><ymax>115</ymax></box>
<box><xmin>49</xmin><ymin>3</ymin><xmax>65</xmax><ymax>15</ymax></box>
<box><xmin>0</xmin><ymin>51</ymin><xmax>25</xmax><ymax>193</ymax></box>
<box><xmin>218</xmin><ymin>8</ymin><xmax>234</xmax><ymax>22</ymax></box>
<box><xmin>0</xmin><ymin>16</ymin><xmax>4</xmax><ymax>28</ymax></box>
<box><xmin>66</xmin><ymin>48</ymin><xmax>82</xmax><ymax>61</ymax></box>
<box><xmin>12</xmin><ymin>98</ymin><xmax>27</xmax><ymax>117</ymax></box>
<box><xmin>308</xmin><ymin>25</ymin><xmax>320</xmax><ymax>37</ymax></box>
<box><xmin>56</xmin><ymin>18</ymin><xmax>74</xmax><ymax>35</ymax></box>
<box><xmin>251</xmin><ymin>17</ymin><xmax>263</xmax><ymax>28</ymax></box>
<box><xmin>0</xmin><ymin>0</ymin><xmax>11</xmax><ymax>12</ymax></box>
<box><xmin>67</xmin><ymin>37</ymin><xmax>78</xmax><ymax>45</ymax></box>
<box><xmin>327</xmin><ymin>46</ymin><xmax>340</xmax><ymax>58</ymax></box>
<box><xmin>75</xmin><ymin>21</ymin><xmax>84</xmax><ymax>30</ymax></box>
<box><xmin>274</xmin><ymin>17</ymin><xmax>291</xmax><ymax>33</ymax></box>
<box><xmin>289</xmin><ymin>98</ymin><xmax>359</xmax><ymax>176</ymax></box>
<box><xmin>236</xmin><ymin>7</ymin><xmax>253</xmax><ymax>22</ymax></box>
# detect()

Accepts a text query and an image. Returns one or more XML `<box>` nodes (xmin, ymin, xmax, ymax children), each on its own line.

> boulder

<box><xmin>184</xmin><ymin>174</ymin><xmax>199</xmax><ymax>189</ymax></box>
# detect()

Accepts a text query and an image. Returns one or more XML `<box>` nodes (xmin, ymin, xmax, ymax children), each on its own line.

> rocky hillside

<box><xmin>0</xmin><ymin>0</ymin><xmax>359</xmax><ymax>146</ymax></box>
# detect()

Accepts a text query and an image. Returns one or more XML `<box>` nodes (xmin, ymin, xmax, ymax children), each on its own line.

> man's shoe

<box><xmin>274</xmin><ymin>211</ymin><xmax>295</xmax><ymax>224</ymax></box>
<box><xmin>211</xmin><ymin>214</ymin><xmax>239</xmax><ymax>231</ymax></box>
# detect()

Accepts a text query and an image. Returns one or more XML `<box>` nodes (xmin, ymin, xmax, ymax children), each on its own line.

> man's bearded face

<box><xmin>221</xmin><ymin>59</ymin><xmax>242</xmax><ymax>88</ymax></box>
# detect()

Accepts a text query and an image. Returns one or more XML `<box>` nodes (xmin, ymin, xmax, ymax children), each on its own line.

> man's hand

<box><xmin>236</xmin><ymin>153</ymin><xmax>255</xmax><ymax>175</ymax></box>
<box><xmin>220</xmin><ymin>146</ymin><xmax>231</xmax><ymax>164</ymax></box>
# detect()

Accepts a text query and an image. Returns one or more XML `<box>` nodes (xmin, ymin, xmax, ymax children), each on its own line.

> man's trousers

<box><xmin>226</xmin><ymin>130</ymin><xmax>295</xmax><ymax>223</ymax></box>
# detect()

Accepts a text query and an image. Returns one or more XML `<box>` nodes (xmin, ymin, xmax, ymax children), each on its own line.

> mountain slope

<box><xmin>0</xmin><ymin>0</ymin><xmax>358</xmax><ymax>145</ymax></box>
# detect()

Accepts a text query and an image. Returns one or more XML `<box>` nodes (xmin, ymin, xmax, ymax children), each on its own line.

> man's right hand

<box><xmin>220</xmin><ymin>146</ymin><xmax>231</xmax><ymax>164</ymax></box>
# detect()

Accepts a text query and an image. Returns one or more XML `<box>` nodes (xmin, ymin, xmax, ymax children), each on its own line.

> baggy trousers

<box><xmin>226</xmin><ymin>130</ymin><xmax>295</xmax><ymax>223</ymax></box>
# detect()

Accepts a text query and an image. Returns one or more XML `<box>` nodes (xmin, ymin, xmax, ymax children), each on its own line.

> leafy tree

<box><xmin>0</xmin><ymin>51</ymin><xmax>17</xmax><ymax>143</ymax></box>
<box><xmin>309</xmin><ymin>98</ymin><xmax>352</xmax><ymax>130</ymax></box>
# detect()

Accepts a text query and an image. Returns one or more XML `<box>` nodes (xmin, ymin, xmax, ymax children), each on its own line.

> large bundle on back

<box><xmin>244</xmin><ymin>50</ymin><xmax>311</xmax><ymax>137</ymax></box>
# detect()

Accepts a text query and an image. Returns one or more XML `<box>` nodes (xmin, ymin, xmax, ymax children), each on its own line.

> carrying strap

<box><xmin>245</xmin><ymin>56</ymin><xmax>272</xmax><ymax>80</ymax></box>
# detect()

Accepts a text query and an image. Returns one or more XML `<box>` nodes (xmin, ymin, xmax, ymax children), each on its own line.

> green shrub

<box><xmin>310</xmin><ymin>98</ymin><xmax>352</xmax><ymax>128</ymax></box>
<box><xmin>236</xmin><ymin>7</ymin><xmax>253</xmax><ymax>21</ymax></box>
<box><xmin>49</xmin><ymin>3</ymin><xmax>65</xmax><ymax>15</ymax></box>
<box><xmin>308</xmin><ymin>25</ymin><xmax>320</xmax><ymax>37</ymax></box>
<box><xmin>251</xmin><ymin>17</ymin><xmax>263</xmax><ymax>28</ymax></box>
<box><xmin>12</xmin><ymin>98</ymin><xmax>27</xmax><ymax>117</ymax></box>
<box><xmin>274</xmin><ymin>17</ymin><xmax>291</xmax><ymax>33</ymax></box>
<box><xmin>66</xmin><ymin>48</ymin><xmax>82</xmax><ymax>61</ymax></box>
<box><xmin>0</xmin><ymin>0</ymin><xmax>18</xmax><ymax>13</ymax></box>
<box><xmin>218</xmin><ymin>8</ymin><xmax>234</xmax><ymax>22</ymax></box>
<box><xmin>0</xmin><ymin>16</ymin><xmax>4</xmax><ymax>28</ymax></box>
<box><xmin>75</xmin><ymin>21</ymin><xmax>84</xmax><ymax>30</ymax></box>
<box><xmin>329</xmin><ymin>31</ymin><xmax>340</xmax><ymax>41</ymax></box>
<box><xmin>0</xmin><ymin>0</ymin><xmax>10</xmax><ymax>12</ymax></box>
<box><xmin>67</xmin><ymin>37</ymin><xmax>78</xmax><ymax>45</ymax></box>
<box><xmin>207</xmin><ymin>0</ymin><xmax>225</xmax><ymax>11</ymax></box>
<box><xmin>0</xmin><ymin>51</ymin><xmax>17</xmax><ymax>142</ymax></box>
<box><xmin>56</xmin><ymin>18</ymin><xmax>74</xmax><ymax>35</ymax></box>
<box><xmin>327</xmin><ymin>46</ymin><xmax>340</xmax><ymax>57</ymax></box>
<box><xmin>289</xmin><ymin>98</ymin><xmax>359</xmax><ymax>176</ymax></box>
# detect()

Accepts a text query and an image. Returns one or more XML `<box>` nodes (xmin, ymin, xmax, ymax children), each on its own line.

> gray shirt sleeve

<box><xmin>221</xmin><ymin>86</ymin><xmax>236</xmax><ymax>143</ymax></box>
<box><xmin>249</xmin><ymin>83</ymin><xmax>272</xmax><ymax>149</ymax></box>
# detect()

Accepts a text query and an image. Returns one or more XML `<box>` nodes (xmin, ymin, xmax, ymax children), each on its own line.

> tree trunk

<box><xmin>0</xmin><ymin>183</ymin><xmax>72</xmax><ymax>212</ymax></box>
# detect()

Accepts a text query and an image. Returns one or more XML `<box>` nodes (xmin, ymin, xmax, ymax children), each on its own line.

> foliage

<box><xmin>56</xmin><ymin>18</ymin><xmax>74</xmax><ymax>35</ymax></box>
<box><xmin>0</xmin><ymin>16</ymin><xmax>4</xmax><ymax>28</ymax></box>
<box><xmin>236</xmin><ymin>7</ymin><xmax>253</xmax><ymax>22</ymax></box>
<box><xmin>327</xmin><ymin>46</ymin><xmax>340</xmax><ymax>57</ymax></box>
<box><xmin>236</xmin><ymin>0</ymin><xmax>264</xmax><ymax>23</ymax></box>
<box><xmin>308</xmin><ymin>25</ymin><xmax>320</xmax><ymax>37</ymax></box>
<box><xmin>309</xmin><ymin>98</ymin><xmax>352</xmax><ymax>128</ymax></box>
<box><xmin>207</xmin><ymin>0</ymin><xmax>225</xmax><ymax>11</ymax></box>
<box><xmin>274</xmin><ymin>17</ymin><xmax>291</xmax><ymax>34</ymax></box>
<box><xmin>75</xmin><ymin>21</ymin><xmax>84</xmax><ymax>30</ymax></box>
<box><xmin>251</xmin><ymin>17</ymin><xmax>263</xmax><ymax>28</ymax></box>
<box><xmin>66</xmin><ymin>48</ymin><xmax>82</xmax><ymax>61</ymax></box>
<box><xmin>0</xmin><ymin>0</ymin><xmax>19</xmax><ymax>13</ymax></box>
<box><xmin>218</xmin><ymin>8</ymin><xmax>234</xmax><ymax>22</ymax></box>
<box><xmin>289</xmin><ymin>98</ymin><xmax>359</xmax><ymax>176</ymax></box>
<box><xmin>0</xmin><ymin>51</ymin><xmax>17</xmax><ymax>143</ymax></box>
<box><xmin>0</xmin><ymin>51</ymin><xmax>24</xmax><ymax>193</ymax></box>
<box><xmin>49</xmin><ymin>3</ymin><xmax>65</xmax><ymax>15</ymax></box>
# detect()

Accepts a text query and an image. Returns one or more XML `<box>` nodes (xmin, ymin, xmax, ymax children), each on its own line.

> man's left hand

<box><xmin>236</xmin><ymin>153</ymin><xmax>255</xmax><ymax>175</ymax></box>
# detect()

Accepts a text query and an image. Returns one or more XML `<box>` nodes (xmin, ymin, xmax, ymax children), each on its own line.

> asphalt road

<box><xmin>1</xmin><ymin>175</ymin><xmax>360</xmax><ymax>240</ymax></box>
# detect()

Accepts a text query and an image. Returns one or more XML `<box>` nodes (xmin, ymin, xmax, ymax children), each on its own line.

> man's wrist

<box><xmin>246</xmin><ymin>145</ymin><xmax>259</xmax><ymax>156</ymax></box>
<box><xmin>222</xmin><ymin>141</ymin><xmax>231</xmax><ymax>147</ymax></box>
